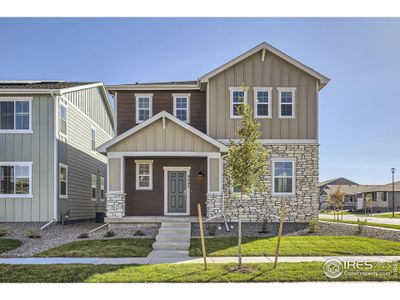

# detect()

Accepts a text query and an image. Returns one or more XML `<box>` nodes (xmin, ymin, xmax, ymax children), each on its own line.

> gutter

<box><xmin>51</xmin><ymin>91</ymin><xmax>60</xmax><ymax>222</ymax></box>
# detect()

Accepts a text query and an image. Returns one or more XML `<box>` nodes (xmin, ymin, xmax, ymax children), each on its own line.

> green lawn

<box><xmin>190</xmin><ymin>236</ymin><xmax>400</xmax><ymax>257</ymax></box>
<box><xmin>373</xmin><ymin>213</ymin><xmax>400</xmax><ymax>219</ymax></box>
<box><xmin>35</xmin><ymin>238</ymin><xmax>154</xmax><ymax>257</ymax></box>
<box><xmin>320</xmin><ymin>218</ymin><xmax>400</xmax><ymax>230</ymax></box>
<box><xmin>0</xmin><ymin>238</ymin><xmax>22</xmax><ymax>254</ymax></box>
<box><xmin>320</xmin><ymin>210</ymin><xmax>352</xmax><ymax>215</ymax></box>
<box><xmin>0</xmin><ymin>262</ymin><xmax>397</xmax><ymax>283</ymax></box>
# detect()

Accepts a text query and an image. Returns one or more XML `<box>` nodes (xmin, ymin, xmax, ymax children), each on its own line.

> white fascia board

<box><xmin>97</xmin><ymin>111</ymin><xmax>228</xmax><ymax>153</ymax></box>
<box><xmin>106</xmin><ymin>84</ymin><xmax>200</xmax><ymax>91</ymax></box>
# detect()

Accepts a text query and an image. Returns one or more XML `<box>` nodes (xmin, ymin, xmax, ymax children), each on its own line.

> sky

<box><xmin>0</xmin><ymin>18</ymin><xmax>399</xmax><ymax>184</ymax></box>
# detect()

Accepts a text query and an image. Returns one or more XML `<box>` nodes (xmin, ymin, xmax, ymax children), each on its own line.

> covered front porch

<box><xmin>97</xmin><ymin>111</ymin><xmax>227</xmax><ymax>223</ymax></box>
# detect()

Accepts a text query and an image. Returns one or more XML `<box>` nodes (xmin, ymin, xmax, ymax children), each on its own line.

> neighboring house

<box><xmin>318</xmin><ymin>177</ymin><xmax>359</xmax><ymax>209</ymax></box>
<box><xmin>98</xmin><ymin>42</ymin><xmax>330</xmax><ymax>223</ymax></box>
<box><xmin>320</xmin><ymin>181</ymin><xmax>400</xmax><ymax>212</ymax></box>
<box><xmin>0</xmin><ymin>81</ymin><xmax>114</xmax><ymax>222</ymax></box>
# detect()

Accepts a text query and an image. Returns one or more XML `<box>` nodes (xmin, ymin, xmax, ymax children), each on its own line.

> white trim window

<box><xmin>0</xmin><ymin>98</ymin><xmax>32</xmax><ymax>133</ymax></box>
<box><xmin>229</xmin><ymin>87</ymin><xmax>247</xmax><ymax>118</ymax></box>
<box><xmin>254</xmin><ymin>87</ymin><xmax>272</xmax><ymax>118</ymax></box>
<box><xmin>135</xmin><ymin>160</ymin><xmax>153</xmax><ymax>190</ymax></box>
<box><xmin>173</xmin><ymin>94</ymin><xmax>190</xmax><ymax>123</ymax></box>
<box><xmin>91</xmin><ymin>174</ymin><xmax>97</xmax><ymax>201</ymax></box>
<box><xmin>272</xmin><ymin>159</ymin><xmax>296</xmax><ymax>195</ymax></box>
<box><xmin>100</xmin><ymin>176</ymin><xmax>105</xmax><ymax>201</ymax></box>
<box><xmin>91</xmin><ymin>127</ymin><xmax>96</xmax><ymax>152</ymax></box>
<box><xmin>135</xmin><ymin>94</ymin><xmax>153</xmax><ymax>123</ymax></box>
<box><xmin>278</xmin><ymin>88</ymin><xmax>296</xmax><ymax>118</ymax></box>
<box><xmin>0</xmin><ymin>162</ymin><xmax>32</xmax><ymax>198</ymax></box>
<box><xmin>59</xmin><ymin>102</ymin><xmax>68</xmax><ymax>137</ymax></box>
<box><xmin>59</xmin><ymin>164</ymin><xmax>68</xmax><ymax>198</ymax></box>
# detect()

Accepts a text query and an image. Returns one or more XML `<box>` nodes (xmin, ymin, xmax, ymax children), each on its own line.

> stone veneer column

<box><xmin>206</xmin><ymin>144</ymin><xmax>319</xmax><ymax>223</ymax></box>
<box><xmin>106</xmin><ymin>192</ymin><xmax>126</xmax><ymax>218</ymax></box>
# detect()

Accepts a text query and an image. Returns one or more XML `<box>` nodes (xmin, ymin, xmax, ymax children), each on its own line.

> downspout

<box><xmin>51</xmin><ymin>91</ymin><xmax>59</xmax><ymax>222</ymax></box>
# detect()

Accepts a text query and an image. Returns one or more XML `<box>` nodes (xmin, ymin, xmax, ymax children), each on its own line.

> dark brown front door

<box><xmin>167</xmin><ymin>171</ymin><xmax>187</xmax><ymax>214</ymax></box>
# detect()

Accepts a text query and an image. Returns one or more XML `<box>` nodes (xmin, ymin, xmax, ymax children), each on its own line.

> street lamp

<box><xmin>392</xmin><ymin>168</ymin><xmax>395</xmax><ymax>218</ymax></box>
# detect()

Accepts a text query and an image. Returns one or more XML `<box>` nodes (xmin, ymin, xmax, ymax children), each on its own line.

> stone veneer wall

<box><xmin>106</xmin><ymin>192</ymin><xmax>126</xmax><ymax>218</ymax></box>
<box><xmin>206</xmin><ymin>144</ymin><xmax>319</xmax><ymax>223</ymax></box>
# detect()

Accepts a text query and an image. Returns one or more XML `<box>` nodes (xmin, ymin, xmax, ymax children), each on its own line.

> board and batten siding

<box><xmin>0</xmin><ymin>95</ymin><xmax>55</xmax><ymax>222</ymax></box>
<box><xmin>58</xmin><ymin>89</ymin><xmax>112</xmax><ymax>221</ymax></box>
<box><xmin>62</xmin><ymin>86</ymin><xmax>114</xmax><ymax>136</ymax></box>
<box><xmin>107</xmin><ymin>118</ymin><xmax>219</xmax><ymax>153</ymax></box>
<box><xmin>208</xmin><ymin>50</ymin><xmax>319</xmax><ymax>140</ymax></box>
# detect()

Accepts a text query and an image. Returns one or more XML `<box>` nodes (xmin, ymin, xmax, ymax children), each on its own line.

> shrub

<box><xmin>77</xmin><ymin>232</ymin><xmax>89</xmax><ymax>239</ymax></box>
<box><xmin>205</xmin><ymin>223</ymin><xmax>217</xmax><ymax>236</ymax></box>
<box><xmin>104</xmin><ymin>230</ymin><xmax>116</xmax><ymax>238</ymax></box>
<box><xmin>357</xmin><ymin>218</ymin><xmax>368</xmax><ymax>233</ymax></box>
<box><xmin>133</xmin><ymin>230</ymin><xmax>145</xmax><ymax>236</ymax></box>
<box><xmin>258</xmin><ymin>217</ymin><xmax>269</xmax><ymax>234</ymax></box>
<box><xmin>26</xmin><ymin>228</ymin><xmax>41</xmax><ymax>239</ymax></box>
<box><xmin>308</xmin><ymin>219</ymin><xmax>320</xmax><ymax>233</ymax></box>
<box><xmin>0</xmin><ymin>227</ymin><xmax>10</xmax><ymax>237</ymax></box>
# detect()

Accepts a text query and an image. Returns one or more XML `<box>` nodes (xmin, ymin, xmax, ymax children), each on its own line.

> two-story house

<box><xmin>98</xmin><ymin>42</ymin><xmax>329</xmax><ymax>224</ymax></box>
<box><xmin>0</xmin><ymin>81</ymin><xmax>114</xmax><ymax>222</ymax></box>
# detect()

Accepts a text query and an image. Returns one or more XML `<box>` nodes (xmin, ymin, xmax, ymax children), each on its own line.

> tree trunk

<box><xmin>238</xmin><ymin>193</ymin><xmax>243</xmax><ymax>268</ymax></box>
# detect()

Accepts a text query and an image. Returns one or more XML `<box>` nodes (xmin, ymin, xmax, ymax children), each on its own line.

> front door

<box><xmin>167</xmin><ymin>171</ymin><xmax>187</xmax><ymax>214</ymax></box>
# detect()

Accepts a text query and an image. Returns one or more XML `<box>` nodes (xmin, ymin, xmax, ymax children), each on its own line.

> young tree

<box><xmin>365</xmin><ymin>193</ymin><xmax>373</xmax><ymax>215</ymax></box>
<box><xmin>329</xmin><ymin>186</ymin><xmax>345</xmax><ymax>220</ymax></box>
<box><xmin>227</xmin><ymin>100</ymin><xmax>268</xmax><ymax>268</ymax></box>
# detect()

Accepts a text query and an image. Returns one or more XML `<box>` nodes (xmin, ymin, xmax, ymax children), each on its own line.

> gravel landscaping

<box><xmin>192</xmin><ymin>221</ymin><xmax>400</xmax><ymax>242</ymax></box>
<box><xmin>0</xmin><ymin>222</ymin><xmax>159</xmax><ymax>257</ymax></box>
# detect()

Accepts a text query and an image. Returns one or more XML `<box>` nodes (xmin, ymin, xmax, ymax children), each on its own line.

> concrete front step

<box><xmin>156</xmin><ymin>234</ymin><xmax>190</xmax><ymax>242</ymax></box>
<box><xmin>152</xmin><ymin>241</ymin><xmax>190</xmax><ymax>251</ymax></box>
<box><xmin>148</xmin><ymin>250</ymin><xmax>189</xmax><ymax>258</ymax></box>
<box><xmin>158</xmin><ymin>228</ymin><xmax>191</xmax><ymax>235</ymax></box>
<box><xmin>160</xmin><ymin>222</ymin><xmax>191</xmax><ymax>229</ymax></box>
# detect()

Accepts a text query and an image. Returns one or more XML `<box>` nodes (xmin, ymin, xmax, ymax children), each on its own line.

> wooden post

<box><xmin>273</xmin><ymin>205</ymin><xmax>285</xmax><ymax>269</ymax></box>
<box><xmin>197</xmin><ymin>203</ymin><xmax>208</xmax><ymax>271</ymax></box>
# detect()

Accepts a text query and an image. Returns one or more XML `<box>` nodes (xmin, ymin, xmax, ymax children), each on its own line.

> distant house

<box><xmin>0</xmin><ymin>81</ymin><xmax>114</xmax><ymax>222</ymax></box>
<box><xmin>318</xmin><ymin>178</ymin><xmax>359</xmax><ymax>209</ymax></box>
<box><xmin>320</xmin><ymin>181</ymin><xmax>400</xmax><ymax>212</ymax></box>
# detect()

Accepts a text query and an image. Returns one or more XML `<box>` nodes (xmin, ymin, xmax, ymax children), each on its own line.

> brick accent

<box><xmin>206</xmin><ymin>144</ymin><xmax>319</xmax><ymax>223</ymax></box>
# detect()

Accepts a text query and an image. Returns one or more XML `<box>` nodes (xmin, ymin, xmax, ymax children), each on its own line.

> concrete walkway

<box><xmin>0</xmin><ymin>255</ymin><xmax>399</xmax><ymax>265</ymax></box>
<box><xmin>319</xmin><ymin>214</ymin><xmax>400</xmax><ymax>226</ymax></box>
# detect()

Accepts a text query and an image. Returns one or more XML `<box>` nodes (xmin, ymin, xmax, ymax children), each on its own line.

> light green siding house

<box><xmin>0</xmin><ymin>81</ymin><xmax>114</xmax><ymax>222</ymax></box>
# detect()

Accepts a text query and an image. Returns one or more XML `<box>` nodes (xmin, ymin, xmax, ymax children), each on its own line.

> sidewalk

<box><xmin>319</xmin><ymin>214</ymin><xmax>400</xmax><ymax>226</ymax></box>
<box><xmin>0</xmin><ymin>255</ymin><xmax>399</xmax><ymax>265</ymax></box>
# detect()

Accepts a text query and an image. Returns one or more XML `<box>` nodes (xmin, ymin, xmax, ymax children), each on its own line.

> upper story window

<box><xmin>100</xmin><ymin>176</ymin><xmax>105</xmax><ymax>201</ymax></box>
<box><xmin>59</xmin><ymin>164</ymin><xmax>68</xmax><ymax>198</ymax></box>
<box><xmin>229</xmin><ymin>87</ymin><xmax>248</xmax><ymax>118</ymax></box>
<box><xmin>0</xmin><ymin>162</ymin><xmax>32</xmax><ymax>198</ymax></box>
<box><xmin>59</xmin><ymin>102</ymin><xmax>68</xmax><ymax>136</ymax></box>
<box><xmin>173</xmin><ymin>94</ymin><xmax>190</xmax><ymax>123</ymax></box>
<box><xmin>91</xmin><ymin>127</ymin><xmax>96</xmax><ymax>151</ymax></box>
<box><xmin>272</xmin><ymin>159</ymin><xmax>295</xmax><ymax>195</ymax></box>
<box><xmin>278</xmin><ymin>88</ymin><xmax>296</xmax><ymax>118</ymax></box>
<box><xmin>91</xmin><ymin>174</ymin><xmax>97</xmax><ymax>201</ymax></box>
<box><xmin>135</xmin><ymin>160</ymin><xmax>153</xmax><ymax>190</ymax></box>
<box><xmin>0</xmin><ymin>99</ymin><xmax>31</xmax><ymax>133</ymax></box>
<box><xmin>135</xmin><ymin>94</ymin><xmax>153</xmax><ymax>124</ymax></box>
<box><xmin>254</xmin><ymin>87</ymin><xmax>272</xmax><ymax>118</ymax></box>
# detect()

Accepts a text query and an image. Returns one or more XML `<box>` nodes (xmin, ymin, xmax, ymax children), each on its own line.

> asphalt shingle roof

<box><xmin>0</xmin><ymin>81</ymin><xmax>97</xmax><ymax>90</ymax></box>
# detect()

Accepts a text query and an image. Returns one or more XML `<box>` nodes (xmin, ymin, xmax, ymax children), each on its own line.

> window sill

<box><xmin>59</xmin><ymin>195</ymin><xmax>68</xmax><ymax>199</ymax></box>
<box><xmin>136</xmin><ymin>187</ymin><xmax>153</xmax><ymax>191</ymax></box>
<box><xmin>278</xmin><ymin>116</ymin><xmax>296</xmax><ymax>119</ymax></box>
<box><xmin>0</xmin><ymin>130</ymin><xmax>33</xmax><ymax>134</ymax></box>
<box><xmin>230</xmin><ymin>116</ymin><xmax>243</xmax><ymax>119</ymax></box>
<box><xmin>272</xmin><ymin>193</ymin><xmax>296</xmax><ymax>197</ymax></box>
<box><xmin>0</xmin><ymin>194</ymin><xmax>33</xmax><ymax>198</ymax></box>
<box><xmin>255</xmin><ymin>116</ymin><xmax>272</xmax><ymax>119</ymax></box>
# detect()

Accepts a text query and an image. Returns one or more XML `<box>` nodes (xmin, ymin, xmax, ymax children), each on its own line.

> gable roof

<box><xmin>0</xmin><ymin>81</ymin><xmax>114</xmax><ymax>125</ymax></box>
<box><xmin>199</xmin><ymin>42</ymin><xmax>330</xmax><ymax>90</ymax></box>
<box><xmin>319</xmin><ymin>177</ymin><xmax>359</xmax><ymax>187</ymax></box>
<box><xmin>97</xmin><ymin>111</ymin><xmax>228</xmax><ymax>153</ymax></box>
